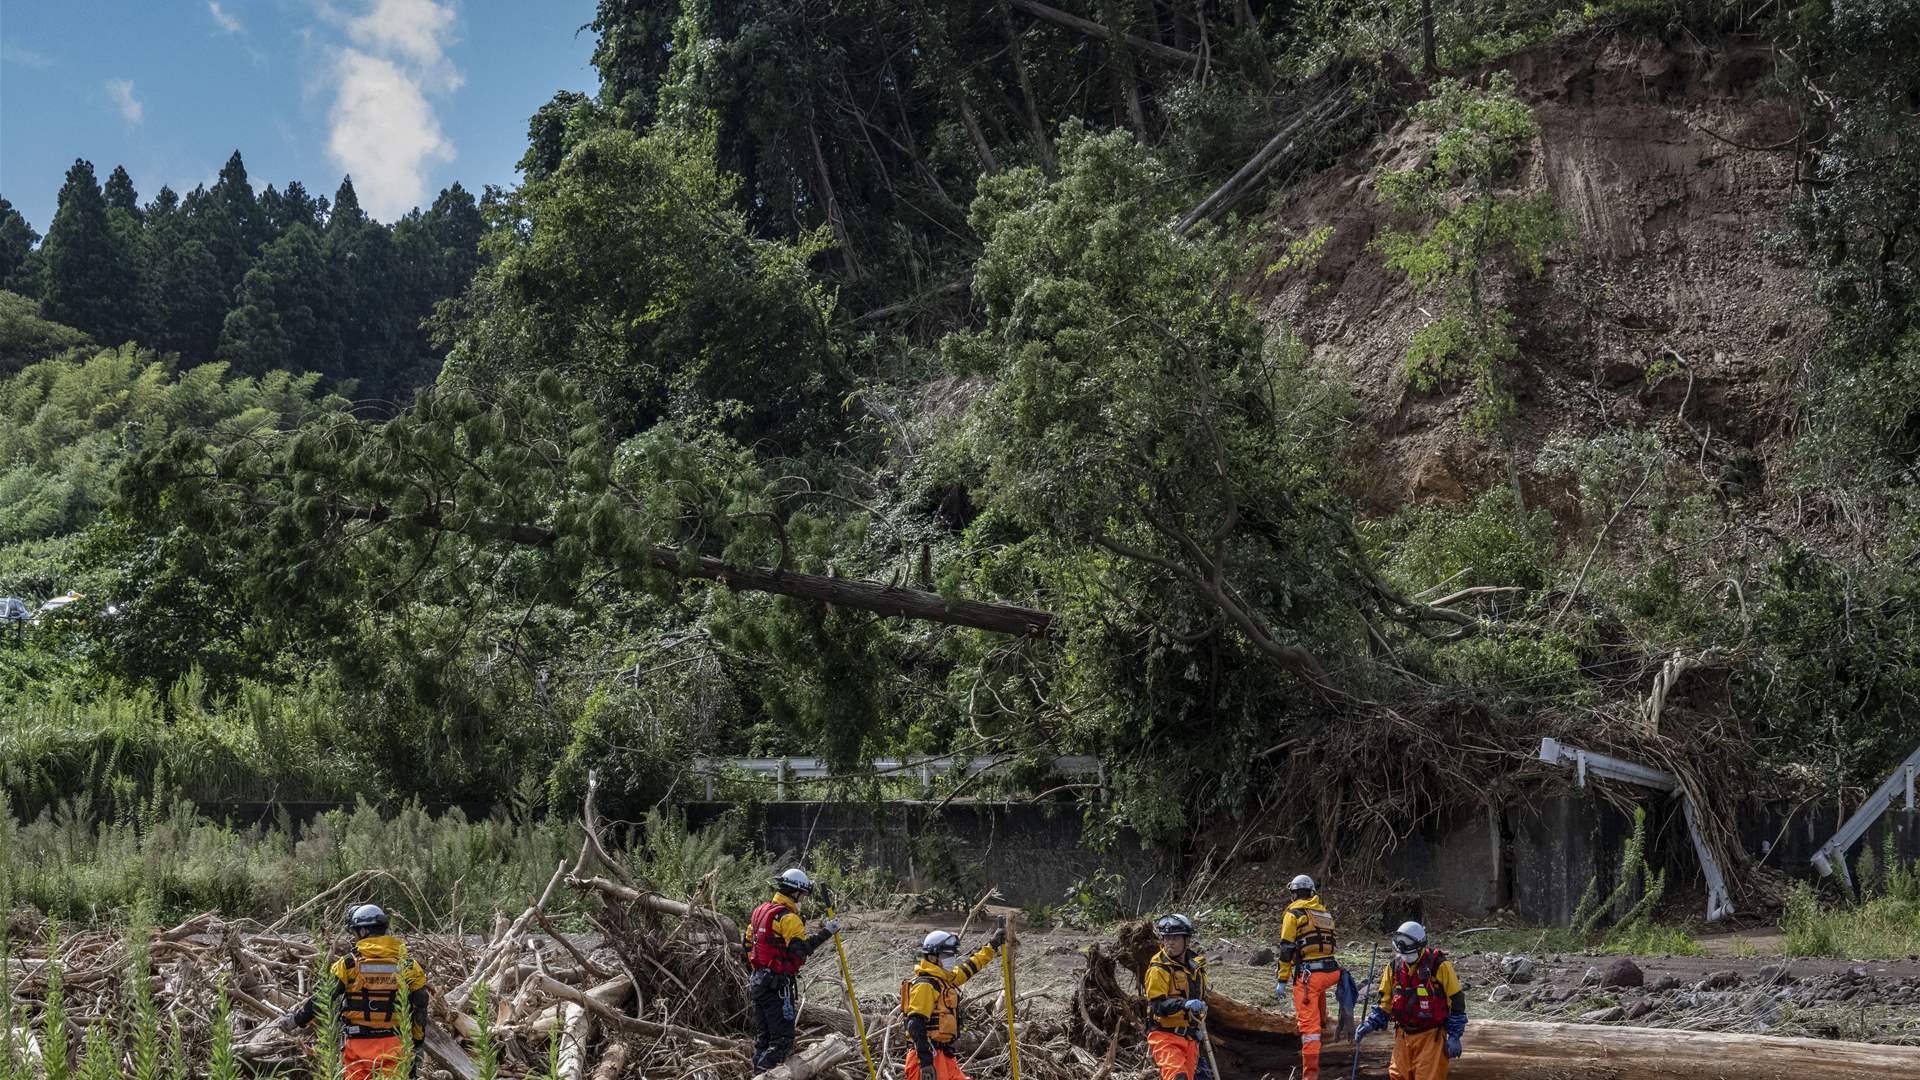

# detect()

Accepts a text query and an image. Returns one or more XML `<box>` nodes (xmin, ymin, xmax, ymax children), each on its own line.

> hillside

<box><xmin>1264</xmin><ymin>35</ymin><xmax>1817</xmax><ymax>517</ymax></box>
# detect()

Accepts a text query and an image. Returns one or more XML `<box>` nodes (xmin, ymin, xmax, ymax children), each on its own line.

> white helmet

<box><xmin>1288</xmin><ymin>874</ymin><xmax>1316</xmax><ymax>893</ymax></box>
<box><xmin>921</xmin><ymin>930</ymin><xmax>960</xmax><ymax>958</ymax></box>
<box><xmin>774</xmin><ymin>868</ymin><xmax>815</xmax><ymax>896</ymax></box>
<box><xmin>1392</xmin><ymin>921</ymin><xmax>1427</xmax><ymax>956</ymax></box>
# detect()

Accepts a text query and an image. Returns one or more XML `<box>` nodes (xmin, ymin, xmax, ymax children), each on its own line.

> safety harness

<box><xmin>1387</xmin><ymin>948</ymin><xmax>1452</xmax><ymax>1032</ymax></box>
<box><xmin>1146</xmin><ymin>949</ymin><xmax>1208</xmax><ymax>1038</ymax></box>
<box><xmin>747</xmin><ymin>896</ymin><xmax>803</xmax><ymax>976</ymax></box>
<box><xmin>1277</xmin><ymin>898</ymin><xmax>1341</xmax><ymax>980</ymax></box>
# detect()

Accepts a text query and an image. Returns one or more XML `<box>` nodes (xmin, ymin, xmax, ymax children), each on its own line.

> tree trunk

<box><xmin>555</xmin><ymin>1003</ymin><xmax>594</xmax><ymax>1080</ymax></box>
<box><xmin>1421</xmin><ymin>0</ymin><xmax>1437</xmax><ymax>76</ymax></box>
<box><xmin>912</xmin><ymin>0</ymin><xmax>999</xmax><ymax>176</ymax></box>
<box><xmin>1011</xmin><ymin>0</ymin><xmax>1198</xmax><ymax>64</ymax></box>
<box><xmin>1201</xmin><ymin>996</ymin><xmax>1920</xmax><ymax>1079</ymax></box>
<box><xmin>753</xmin><ymin>1034</ymin><xmax>856</xmax><ymax>1080</ymax></box>
<box><xmin>336</xmin><ymin>504</ymin><xmax>1058</xmax><ymax>638</ymax></box>
<box><xmin>997</xmin><ymin>0</ymin><xmax>1056</xmax><ymax>170</ymax></box>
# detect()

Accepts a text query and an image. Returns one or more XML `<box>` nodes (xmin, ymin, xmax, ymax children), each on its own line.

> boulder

<box><xmin>1580</xmin><ymin>1006</ymin><xmax>1627</xmax><ymax>1023</ymax></box>
<box><xmin>1249</xmin><ymin>947</ymin><xmax>1276</xmax><ymax>967</ymax></box>
<box><xmin>1501</xmin><ymin>955</ymin><xmax>1537</xmax><ymax>984</ymax></box>
<box><xmin>1581</xmin><ymin>966</ymin><xmax>1603</xmax><ymax>987</ymax></box>
<box><xmin>1601</xmin><ymin>958</ymin><xmax>1645</xmax><ymax>988</ymax></box>
<box><xmin>1696</xmin><ymin>970</ymin><xmax>1742</xmax><ymax>992</ymax></box>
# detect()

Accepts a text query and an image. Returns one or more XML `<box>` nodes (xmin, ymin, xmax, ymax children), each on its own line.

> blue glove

<box><xmin>1184</xmin><ymin>998</ymin><xmax>1207</xmax><ymax>1015</ymax></box>
<box><xmin>1275</xmin><ymin>980</ymin><xmax>1286</xmax><ymax>1003</ymax></box>
<box><xmin>1444</xmin><ymin>1012</ymin><xmax>1466</xmax><ymax>1057</ymax></box>
<box><xmin>1354</xmin><ymin>1008</ymin><xmax>1390</xmax><ymax>1043</ymax></box>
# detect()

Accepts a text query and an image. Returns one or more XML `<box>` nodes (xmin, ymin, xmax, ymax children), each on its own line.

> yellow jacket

<box><xmin>294</xmin><ymin>934</ymin><xmax>429</xmax><ymax>1039</ymax></box>
<box><xmin>1143</xmin><ymin>947</ymin><xmax>1208</xmax><ymax>1030</ymax></box>
<box><xmin>902</xmin><ymin>947</ymin><xmax>998</xmax><ymax>1044</ymax></box>
<box><xmin>1276</xmin><ymin>895</ymin><xmax>1339</xmax><ymax>981</ymax></box>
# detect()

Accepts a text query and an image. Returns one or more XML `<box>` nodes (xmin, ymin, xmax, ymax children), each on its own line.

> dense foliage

<box><xmin>1</xmin><ymin>153</ymin><xmax>482</xmax><ymax>402</ymax></box>
<box><xmin>3</xmin><ymin>1</ymin><xmax>1920</xmax><ymax>898</ymax></box>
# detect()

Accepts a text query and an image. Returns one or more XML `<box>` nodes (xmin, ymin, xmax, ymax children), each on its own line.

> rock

<box><xmin>1581</xmin><ymin>966</ymin><xmax>1603</xmax><ymax>987</ymax></box>
<box><xmin>1601</xmin><ymin>958</ymin><xmax>1644</xmax><ymax>988</ymax></box>
<box><xmin>1249</xmin><ymin>947</ymin><xmax>1276</xmax><ymax>967</ymax></box>
<box><xmin>1580</xmin><ymin>1006</ymin><xmax>1626</xmax><ymax>1023</ymax></box>
<box><xmin>1501</xmin><ymin>955</ymin><xmax>1537</xmax><ymax>984</ymax></box>
<box><xmin>1649</xmin><ymin>974</ymin><xmax>1681</xmax><ymax>993</ymax></box>
<box><xmin>1757</xmin><ymin>963</ymin><xmax>1793</xmax><ymax>985</ymax></box>
<box><xmin>1626</xmin><ymin>999</ymin><xmax>1657</xmax><ymax>1020</ymax></box>
<box><xmin>1697</xmin><ymin>970</ymin><xmax>1742</xmax><ymax>991</ymax></box>
<box><xmin>1490</xmin><ymin>984</ymin><xmax>1519</xmax><ymax>1004</ymax></box>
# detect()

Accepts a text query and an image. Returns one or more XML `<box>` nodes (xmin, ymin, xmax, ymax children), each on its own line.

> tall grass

<box><xmin>1784</xmin><ymin>837</ymin><xmax>1920</xmax><ymax>958</ymax></box>
<box><xmin>1</xmin><ymin>795</ymin><xmax>575</xmax><ymax>926</ymax></box>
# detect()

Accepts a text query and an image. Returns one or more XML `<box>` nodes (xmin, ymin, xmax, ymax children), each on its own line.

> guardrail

<box><xmin>690</xmin><ymin>754</ymin><xmax>1105</xmax><ymax>800</ymax></box>
<box><xmin>1811</xmin><ymin>740</ymin><xmax>1920</xmax><ymax>891</ymax></box>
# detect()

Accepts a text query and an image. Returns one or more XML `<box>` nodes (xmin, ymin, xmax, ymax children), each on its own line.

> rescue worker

<box><xmin>901</xmin><ymin>925</ymin><xmax>1007</xmax><ymax>1080</ymax></box>
<box><xmin>744</xmin><ymin>868</ymin><xmax>843</xmax><ymax>1073</ymax></box>
<box><xmin>1142</xmin><ymin>913</ymin><xmax>1213</xmax><ymax>1080</ymax></box>
<box><xmin>1354</xmin><ymin>922</ymin><xmax>1468</xmax><ymax>1080</ymax></box>
<box><xmin>280</xmin><ymin>904</ymin><xmax>429</xmax><ymax>1080</ymax></box>
<box><xmin>1274</xmin><ymin>874</ymin><xmax>1342</xmax><ymax>1080</ymax></box>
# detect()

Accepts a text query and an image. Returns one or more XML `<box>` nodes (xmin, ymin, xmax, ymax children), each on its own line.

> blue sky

<box><xmin>1</xmin><ymin>1</ymin><xmax>600</xmax><ymax>231</ymax></box>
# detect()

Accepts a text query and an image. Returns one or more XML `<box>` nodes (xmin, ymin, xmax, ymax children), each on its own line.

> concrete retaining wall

<box><xmin>682</xmin><ymin>800</ymin><xmax>1175</xmax><ymax>910</ymax></box>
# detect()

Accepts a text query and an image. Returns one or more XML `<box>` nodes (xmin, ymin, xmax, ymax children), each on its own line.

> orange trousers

<box><xmin>342</xmin><ymin>1035</ymin><xmax>406</xmax><ymax>1080</ymax></box>
<box><xmin>904</xmin><ymin>1046</ymin><xmax>968</xmax><ymax>1080</ymax></box>
<box><xmin>1388</xmin><ymin>1027</ymin><xmax>1449</xmax><ymax>1080</ymax></box>
<box><xmin>1147</xmin><ymin>1029</ymin><xmax>1213</xmax><ymax>1080</ymax></box>
<box><xmin>1291</xmin><ymin>968</ymin><xmax>1342</xmax><ymax>1080</ymax></box>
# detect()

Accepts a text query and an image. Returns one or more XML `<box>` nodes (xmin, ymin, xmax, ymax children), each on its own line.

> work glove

<box><xmin>1445</xmin><ymin>1034</ymin><xmax>1463</xmax><ymax>1059</ymax></box>
<box><xmin>1444</xmin><ymin>1012</ymin><xmax>1466</xmax><ymax>1058</ymax></box>
<box><xmin>823</xmin><ymin>918</ymin><xmax>842</xmax><ymax>935</ymax></box>
<box><xmin>1354</xmin><ymin>1008</ymin><xmax>1390</xmax><ymax>1044</ymax></box>
<box><xmin>989</xmin><ymin>927</ymin><xmax>1007</xmax><ymax>949</ymax></box>
<box><xmin>1184</xmin><ymin>998</ymin><xmax>1207</xmax><ymax>1015</ymax></box>
<box><xmin>1275</xmin><ymin>980</ymin><xmax>1287</xmax><ymax>1004</ymax></box>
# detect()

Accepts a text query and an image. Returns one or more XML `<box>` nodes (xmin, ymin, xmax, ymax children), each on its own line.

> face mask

<box><xmin>940</xmin><ymin>954</ymin><xmax>960</xmax><ymax>971</ymax></box>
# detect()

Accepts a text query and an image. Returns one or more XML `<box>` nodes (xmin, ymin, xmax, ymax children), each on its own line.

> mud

<box><xmin>1256</xmin><ymin>35</ymin><xmax>1822</xmax><ymax>523</ymax></box>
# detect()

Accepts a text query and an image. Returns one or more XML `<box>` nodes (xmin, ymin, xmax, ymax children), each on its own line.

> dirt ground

<box><xmin>782</xmin><ymin>911</ymin><xmax>1920</xmax><ymax>1075</ymax></box>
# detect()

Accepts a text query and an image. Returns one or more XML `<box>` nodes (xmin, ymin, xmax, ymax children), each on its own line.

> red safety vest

<box><xmin>1387</xmin><ymin>949</ymin><xmax>1451</xmax><ymax>1032</ymax></box>
<box><xmin>748</xmin><ymin>900</ymin><xmax>802</xmax><ymax>975</ymax></box>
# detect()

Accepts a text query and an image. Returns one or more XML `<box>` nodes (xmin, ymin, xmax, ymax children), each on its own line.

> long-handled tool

<box><xmin>1197</xmin><ymin>954</ymin><xmax>1223</xmax><ymax>1080</ymax></box>
<box><xmin>1349</xmin><ymin>943</ymin><xmax>1378</xmax><ymax>1080</ymax></box>
<box><xmin>1000</xmin><ymin>914</ymin><xmax>1023</xmax><ymax>1080</ymax></box>
<box><xmin>826</xmin><ymin>899</ymin><xmax>877</xmax><ymax>1080</ymax></box>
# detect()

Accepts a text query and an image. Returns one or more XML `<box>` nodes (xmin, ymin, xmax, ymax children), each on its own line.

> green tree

<box><xmin>440</xmin><ymin>125</ymin><xmax>840</xmax><ymax>438</ymax></box>
<box><xmin>104</xmin><ymin>165</ymin><xmax>141</xmax><ymax>216</ymax></box>
<box><xmin>219</xmin><ymin>224</ymin><xmax>345</xmax><ymax>378</ymax></box>
<box><xmin>143</xmin><ymin>187</ymin><xmax>229</xmax><ymax>361</ymax></box>
<box><xmin>1374</xmin><ymin>73</ymin><xmax>1561</xmax><ymax>435</ymax></box>
<box><xmin>38</xmin><ymin>159</ymin><xmax>142</xmax><ymax>344</ymax></box>
<box><xmin>0</xmin><ymin>197</ymin><xmax>40</xmax><ymax>295</ymax></box>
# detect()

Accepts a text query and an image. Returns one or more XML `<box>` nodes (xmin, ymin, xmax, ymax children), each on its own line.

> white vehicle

<box><xmin>0</xmin><ymin>597</ymin><xmax>28</xmax><ymax>624</ymax></box>
<box><xmin>32</xmin><ymin>592</ymin><xmax>83</xmax><ymax>625</ymax></box>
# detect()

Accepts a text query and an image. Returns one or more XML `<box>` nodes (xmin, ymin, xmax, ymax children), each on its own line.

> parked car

<box><xmin>0</xmin><ymin>597</ymin><xmax>28</xmax><ymax>624</ymax></box>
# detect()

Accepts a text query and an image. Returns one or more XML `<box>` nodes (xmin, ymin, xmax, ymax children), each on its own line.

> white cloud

<box><xmin>208</xmin><ymin>2</ymin><xmax>243</xmax><ymax>33</ymax></box>
<box><xmin>327</xmin><ymin>51</ymin><xmax>454</xmax><ymax>219</ymax></box>
<box><xmin>105</xmin><ymin>78</ymin><xmax>144</xmax><ymax>125</ymax></box>
<box><xmin>318</xmin><ymin>0</ymin><xmax>461</xmax><ymax>220</ymax></box>
<box><xmin>1</xmin><ymin>41</ymin><xmax>54</xmax><ymax>69</ymax></box>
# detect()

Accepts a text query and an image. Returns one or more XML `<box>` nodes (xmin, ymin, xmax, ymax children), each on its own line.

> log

<box><xmin>1201</xmin><ymin>993</ymin><xmax>1920</xmax><ymax>1079</ymax></box>
<box><xmin>530</xmin><ymin>973</ymin><xmax>743</xmax><ymax>1052</ymax></box>
<box><xmin>590</xmin><ymin>1044</ymin><xmax>630</xmax><ymax>1080</ymax></box>
<box><xmin>753</xmin><ymin>1034</ymin><xmax>856</xmax><ymax>1080</ymax></box>
<box><xmin>1443</xmin><ymin>1019</ymin><xmax>1920</xmax><ymax>1080</ymax></box>
<box><xmin>555</xmin><ymin>1003</ymin><xmax>594</xmax><ymax>1080</ymax></box>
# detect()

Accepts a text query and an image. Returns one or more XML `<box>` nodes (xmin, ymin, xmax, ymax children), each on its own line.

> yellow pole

<box><xmin>1000</xmin><ymin>915</ymin><xmax>1022</xmax><ymax>1080</ymax></box>
<box><xmin>827</xmin><ymin>905</ymin><xmax>878</xmax><ymax>1080</ymax></box>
